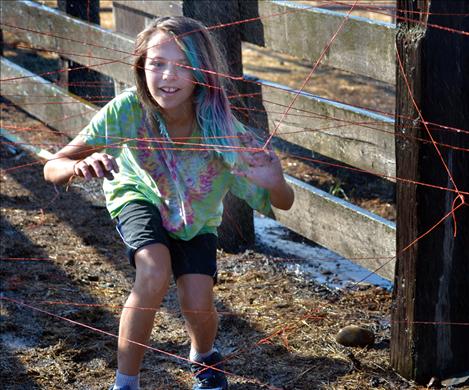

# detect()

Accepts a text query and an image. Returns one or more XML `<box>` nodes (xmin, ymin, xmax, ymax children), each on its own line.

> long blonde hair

<box><xmin>133</xmin><ymin>16</ymin><xmax>243</xmax><ymax>165</ymax></box>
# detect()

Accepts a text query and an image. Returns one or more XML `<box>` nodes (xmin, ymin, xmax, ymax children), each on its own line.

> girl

<box><xmin>44</xmin><ymin>16</ymin><xmax>293</xmax><ymax>390</ymax></box>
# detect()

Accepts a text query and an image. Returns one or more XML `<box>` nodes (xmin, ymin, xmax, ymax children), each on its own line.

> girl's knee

<box><xmin>182</xmin><ymin>303</ymin><xmax>217</xmax><ymax>327</ymax></box>
<box><xmin>135</xmin><ymin>267</ymin><xmax>170</xmax><ymax>294</ymax></box>
<box><xmin>133</xmin><ymin>245</ymin><xmax>171</xmax><ymax>297</ymax></box>
<box><xmin>177</xmin><ymin>275</ymin><xmax>216</xmax><ymax>325</ymax></box>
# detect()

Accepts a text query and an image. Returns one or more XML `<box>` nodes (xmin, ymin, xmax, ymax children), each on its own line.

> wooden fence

<box><xmin>0</xmin><ymin>0</ymin><xmax>396</xmax><ymax>280</ymax></box>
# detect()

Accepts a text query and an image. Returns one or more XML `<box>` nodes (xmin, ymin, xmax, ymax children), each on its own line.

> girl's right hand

<box><xmin>73</xmin><ymin>152</ymin><xmax>119</xmax><ymax>181</ymax></box>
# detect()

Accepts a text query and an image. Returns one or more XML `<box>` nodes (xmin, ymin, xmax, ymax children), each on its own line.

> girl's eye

<box><xmin>148</xmin><ymin>59</ymin><xmax>165</xmax><ymax>68</ymax></box>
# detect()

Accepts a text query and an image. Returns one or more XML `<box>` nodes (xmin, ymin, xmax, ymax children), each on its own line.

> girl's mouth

<box><xmin>159</xmin><ymin>87</ymin><xmax>180</xmax><ymax>94</ymax></box>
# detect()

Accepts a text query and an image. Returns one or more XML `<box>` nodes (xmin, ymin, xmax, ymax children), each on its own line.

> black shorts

<box><xmin>115</xmin><ymin>200</ymin><xmax>218</xmax><ymax>282</ymax></box>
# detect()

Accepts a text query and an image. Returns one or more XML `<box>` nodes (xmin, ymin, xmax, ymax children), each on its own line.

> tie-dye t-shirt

<box><xmin>78</xmin><ymin>88</ymin><xmax>271</xmax><ymax>240</ymax></box>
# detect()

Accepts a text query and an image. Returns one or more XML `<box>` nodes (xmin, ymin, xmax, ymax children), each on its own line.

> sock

<box><xmin>190</xmin><ymin>346</ymin><xmax>216</xmax><ymax>362</ymax></box>
<box><xmin>113</xmin><ymin>370</ymin><xmax>140</xmax><ymax>390</ymax></box>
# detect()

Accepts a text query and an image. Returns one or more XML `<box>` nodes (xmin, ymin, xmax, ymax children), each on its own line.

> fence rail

<box><xmin>275</xmin><ymin>176</ymin><xmax>395</xmax><ymax>279</ymax></box>
<box><xmin>1</xmin><ymin>1</ymin><xmax>135</xmax><ymax>85</ymax></box>
<box><xmin>1</xmin><ymin>57</ymin><xmax>97</xmax><ymax>137</ymax></box>
<box><xmin>113</xmin><ymin>0</ymin><xmax>183</xmax><ymax>16</ymax></box>
<box><xmin>0</xmin><ymin>0</ymin><xmax>397</xmax><ymax>280</ymax></box>
<box><xmin>258</xmin><ymin>1</ymin><xmax>396</xmax><ymax>84</ymax></box>
<box><xmin>258</xmin><ymin>78</ymin><xmax>395</xmax><ymax>178</ymax></box>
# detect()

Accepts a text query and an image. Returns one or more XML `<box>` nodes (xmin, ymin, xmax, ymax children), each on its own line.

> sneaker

<box><xmin>109</xmin><ymin>386</ymin><xmax>133</xmax><ymax>390</ymax></box>
<box><xmin>190</xmin><ymin>351</ymin><xmax>229</xmax><ymax>390</ymax></box>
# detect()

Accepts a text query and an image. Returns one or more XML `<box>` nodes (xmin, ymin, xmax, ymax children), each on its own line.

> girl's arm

<box><xmin>44</xmin><ymin>136</ymin><xmax>118</xmax><ymax>185</ymax></box>
<box><xmin>232</xmin><ymin>149</ymin><xmax>294</xmax><ymax>210</ymax></box>
<box><xmin>268</xmin><ymin>174</ymin><xmax>294</xmax><ymax>210</ymax></box>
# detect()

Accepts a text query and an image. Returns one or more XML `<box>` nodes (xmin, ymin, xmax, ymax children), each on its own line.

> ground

<box><xmin>1</xmin><ymin>99</ymin><xmax>416</xmax><ymax>390</ymax></box>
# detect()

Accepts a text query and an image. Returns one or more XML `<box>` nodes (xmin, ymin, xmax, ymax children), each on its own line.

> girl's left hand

<box><xmin>232</xmin><ymin>148</ymin><xmax>286</xmax><ymax>190</ymax></box>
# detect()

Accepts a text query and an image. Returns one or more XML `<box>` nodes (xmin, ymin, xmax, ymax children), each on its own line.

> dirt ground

<box><xmin>0</xmin><ymin>2</ymin><xmax>413</xmax><ymax>389</ymax></box>
<box><xmin>1</xmin><ymin>97</ymin><xmax>407</xmax><ymax>390</ymax></box>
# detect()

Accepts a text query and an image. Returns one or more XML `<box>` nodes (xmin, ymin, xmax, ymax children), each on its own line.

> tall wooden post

<box><xmin>58</xmin><ymin>0</ymin><xmax>113</xmax><ymax>103</ymax></box>
<box><xmin>391</xmin><ymin>0</ymin><xmax>469</xmax><ymax>383</ymax></box>
<box><xmin>184</xmin><ymin>0</ymin><xmax>256</xmax><ymax>252</ymax></box>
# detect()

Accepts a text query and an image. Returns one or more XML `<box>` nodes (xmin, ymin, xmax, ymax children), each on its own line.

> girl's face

<box><xmin>144</xmin><ymin>30</ymin><xmax>195</xmax><ymax>118</ymax></box>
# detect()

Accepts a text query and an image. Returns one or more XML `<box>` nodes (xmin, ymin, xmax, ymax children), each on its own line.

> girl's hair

<box><xmin>134</xmin><ymin>16</ymin><xmax>244</xmax><ymax>165</ymax></box>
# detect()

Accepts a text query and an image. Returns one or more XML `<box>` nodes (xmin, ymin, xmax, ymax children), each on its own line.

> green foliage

<box><xmin>329</xmin><ymin>180</ymin><xmax>349</xmax><ymax>201</ymax></box>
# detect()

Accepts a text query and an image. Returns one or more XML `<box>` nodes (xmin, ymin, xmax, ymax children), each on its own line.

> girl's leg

<box><xmin>118</xmin><ymin>243</ymin><xmax>172</xmax><ymax>375</ymax></box>
<box><xmin>176</xmin><ymin>274</ymin><xmax>218</xmax><ymax>354</ymax></box>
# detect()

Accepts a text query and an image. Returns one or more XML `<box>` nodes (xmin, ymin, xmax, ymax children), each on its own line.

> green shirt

<box><xmin>78</xmin><ymin>88</ymin><xmax>271</xmax><ymax>240</ymax></box>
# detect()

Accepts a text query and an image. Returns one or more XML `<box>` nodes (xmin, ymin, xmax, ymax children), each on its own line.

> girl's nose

<box><xmin>162</xmin><ymin>65</ymin><xmax>178</xmax><ymax>80</ymax></box>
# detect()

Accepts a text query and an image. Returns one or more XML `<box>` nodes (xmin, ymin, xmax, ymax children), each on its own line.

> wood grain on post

<box><xmin>0</xmin><ymin>29</ymin><xmax>3</xmax><ymax>57</ymax></box>
<box><xmin>391</xmin><ymin>1</ymin><xmax>469</xmax><ymax>383</ymax></box>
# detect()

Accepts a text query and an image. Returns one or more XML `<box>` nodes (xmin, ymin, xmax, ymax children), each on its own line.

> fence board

<box><xmin>1</xmin><ymin>57</ymin><xmax>97</xmax><ymax>137</ymax></box>
<box><xmin>257</xmin><ymin>78</ymin><xmax>396</xmax><ymax>178</ymax></box>
<box><xmin>112</xmin><ymin>1</ymin><xmax>183</xmax><ymax>38</ymax></box>
<box><xmin>0</xmin><ymin>127</ymin><xmax>54</xmax><ymax>160</ymax></box>
<box><xmin>113</xmin><ymin>0</ymin><xmax>183</xmax><ymax>18</ymax></box>
<box><xmin>274</xmin><ymin>175</ymin><xmax>396</xmax><ymax>280</ymax></box>
<box><xmin>1</xmin><ymin>1</ymin><xmax>135</xmax><ymax>85</ymax></box>
<box><xmin>259</xmin><ymin>1</ymin><xmax>396</xmax><ymax>84</ymax></box>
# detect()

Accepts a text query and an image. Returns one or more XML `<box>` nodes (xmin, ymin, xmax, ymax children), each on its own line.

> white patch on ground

<box><xmin>255</xmin><ymin>214</ymin><xmax>392</xmax><ymax>290</ymax></box>
<box><xmin>0</xmin><ymin>332</ymin><xmax>35</xmax><ymax>351</ymax></box>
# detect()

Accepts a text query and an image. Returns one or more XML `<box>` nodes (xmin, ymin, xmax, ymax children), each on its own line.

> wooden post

<box><xmin>184</xmin><ymin>0</ymin><xmax>256</xmax><ymax>252</ymax></box>
<box><xmin>391</xmin><ymin>0</ymin><xmax>469</xmax><ymax>384</ymax></box>
<box><xmin>57</xmin><ymin>0</ymin><xmax>113</xmax><ymax>104</ymax></box>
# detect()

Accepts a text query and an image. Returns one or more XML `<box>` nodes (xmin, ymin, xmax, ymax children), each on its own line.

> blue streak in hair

<box><xmin>179</xmin><ymin>35</ymin><xmax>241</xmax><ymax>166</ymax></box>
